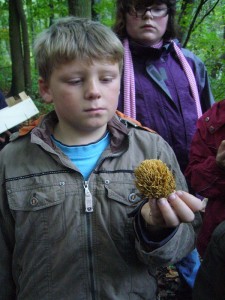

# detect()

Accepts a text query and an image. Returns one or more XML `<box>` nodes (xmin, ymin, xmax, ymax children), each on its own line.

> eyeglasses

<box><xmin>128</xmin><ymin>6</ymin><xmax>169</xmax><ymax>19</ymax></box>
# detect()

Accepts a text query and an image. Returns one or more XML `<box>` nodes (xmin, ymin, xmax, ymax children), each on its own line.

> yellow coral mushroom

<box><xmin>134</xmin><ymin>159</ymin><xmax>176</xmax><ymax>199</ymax></box>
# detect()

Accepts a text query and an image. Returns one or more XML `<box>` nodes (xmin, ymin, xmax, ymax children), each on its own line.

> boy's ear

<box><xmin>38</xmin><ymin>78</ymin><xmax>53</xmax><ymax>103</ymax></box>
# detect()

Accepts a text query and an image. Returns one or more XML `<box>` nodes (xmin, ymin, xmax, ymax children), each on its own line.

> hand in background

<box><xmin>216</xmin><ymin>140</ymin><xmax>225</xmax><ymax>169</ymax></box>
<box><xmin>0</xmin><ymin>130</ymin><xmax>11</xmax><ymax>144</ymax></box>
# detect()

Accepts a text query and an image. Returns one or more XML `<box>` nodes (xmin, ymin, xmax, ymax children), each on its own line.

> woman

<box><xmin>114</xmin><ymin>0</ymin><xmax>214</xmax><ymax>173</ymax></box>
<box><xmin>113</xmin><ymin>0</ymin><xmax>214</xmax><ymax>298</ymax></box>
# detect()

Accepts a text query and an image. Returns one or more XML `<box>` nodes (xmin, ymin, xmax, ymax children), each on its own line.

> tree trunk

<box><xmin>16</xmin><ymin>0</ymin><xmax>32</xmax><ymax>92</ymax></box>
<box><xmin>92</xmin><ymin>0</ymin><xmax>100</xmax><ymax>21</ymax></box>
<box><xmin>68</xmin><ymin>0</ymin><xmax>92</xmax><ymax>18</ymax></box>
<box><xmin>177</xmin><ymin>0</ymin><xmax>195</xmax><ymax>43</ymax></box>
<box><xmin>8</xmin><ymin>0</ymin><xmax>25</xmax><ymax>96</ymax></box>
<box><xmin>49</xmin><ymin>0</ymin><xmax>54</xmax><ymax>26</ymax></box>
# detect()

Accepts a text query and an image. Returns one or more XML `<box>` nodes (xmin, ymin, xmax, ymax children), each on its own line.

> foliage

<box><xmin>177</xmin><ymin>0</ymin><xmax>225</xmax><ymax>100</ymax></box>
<box><xmin>93</xmin><ymin>0</ymin><xmax>116</xmax><ymax>26</ymax></box>
<box><xmin>0</xmin><ymin>0</ymin><xmax>224</xmax><ymax>110</ymax></box>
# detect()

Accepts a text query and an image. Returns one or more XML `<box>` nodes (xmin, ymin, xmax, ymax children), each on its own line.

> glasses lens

<box><xmin>135</xmin><ymin>6</ymin><xmax>146</xmax><ymax>17</ymax></box>
<box><xmin>151</xmin><ymin>8</ymin><xmax>168</xmax><ymax>17</ymax></box>
<box><xmin>128</xmin><ymin>6</ymin><xmax>168</xmax><ymax>18</ymax></box>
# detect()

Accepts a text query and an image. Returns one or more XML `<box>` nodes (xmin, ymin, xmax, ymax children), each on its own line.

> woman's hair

<box><xmin>113</xmin><ymin>0</ymin><xmax>177</xmax><ymax>40</ymax></box>
<box><xmin>34</xmin><ymin>16</ymin><xmax>124</xmax><ymax>81</ymax></box>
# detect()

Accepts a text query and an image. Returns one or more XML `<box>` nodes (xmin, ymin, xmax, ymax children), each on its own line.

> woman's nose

<box><xmin>143</xmin><ymin>10</ymin><xmax>154</xmax><ymax>19</ymax></box>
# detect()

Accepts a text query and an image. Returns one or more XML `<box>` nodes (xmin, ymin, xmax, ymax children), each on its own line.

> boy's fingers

<box><xmin>167</xmin><ymin>193</ymin><xmax>195</xmax><ymax>222</ymax></box>
<box><xmin>142</xmin><ymin>191</ymin><xmax>199</xmax><ymax>228</ymax></box>
<box><xmin>175</xmin><ymin>190</ymin><xmax>203</xmax><ymax>212</ymax></box>
<box><xmin>141</xmin><ymin>199</ymin><xmax>162</xmax><ymax>226</ymax></box>
<box><xmin>157</xmin><ymin>198</ymin><xmax>180</xmax><ymax>227</ymax></box>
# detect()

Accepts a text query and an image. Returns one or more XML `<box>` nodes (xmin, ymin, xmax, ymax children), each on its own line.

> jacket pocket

<box><xmin>104</xmin><ymin>181</ymin><xmax>143</xmax><ymax>261</ymax></box>
<box><xmin>105</xmin><ymin>181</ymin><xmax>142</xmax><ymax>206</ymax></box>
<box><xmin>7</xmin><ymin>182</ymin><xmax>66</xmax><ymax>242</ymax></box>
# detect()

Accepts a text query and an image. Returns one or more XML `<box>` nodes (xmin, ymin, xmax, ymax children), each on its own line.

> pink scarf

<box><xmin>123</xmin><ymin>38</ymin><xmax>202</xmax><ymax>119</ymax></box>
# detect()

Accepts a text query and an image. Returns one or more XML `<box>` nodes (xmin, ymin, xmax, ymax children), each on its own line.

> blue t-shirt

<box><xmin>52</xmin><ymin>132</ymin><xmax>110</xmax><ymax>180</ymax></box>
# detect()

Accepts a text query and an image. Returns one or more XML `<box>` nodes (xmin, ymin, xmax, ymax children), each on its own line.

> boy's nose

<box><xmin>84</xmin><ymin>81</ymin><xmax>101</xmax><ymax>100</ymax></box>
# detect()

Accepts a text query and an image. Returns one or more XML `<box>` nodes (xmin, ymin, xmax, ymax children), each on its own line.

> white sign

<box><xmin>0</xmin><ymin>97</ymin><xmax>39</xmax><ymax>134</ymax></box>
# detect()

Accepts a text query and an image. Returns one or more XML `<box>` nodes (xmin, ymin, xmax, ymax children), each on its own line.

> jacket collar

<box><xmin>128</xmin><ymin>39</ymin><xmax>176</xmax><ymax>57</ymax></box>
<box><xmin>16</xmin><ymin>110</ymin><xmax>130</xmax><ymax>153</ymax></box>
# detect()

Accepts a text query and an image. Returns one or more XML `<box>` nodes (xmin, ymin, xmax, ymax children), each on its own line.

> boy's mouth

<box><xmin>84</xmin><ymin>107</ymin><xmax>105</xmax><ymax>112</ymax></box>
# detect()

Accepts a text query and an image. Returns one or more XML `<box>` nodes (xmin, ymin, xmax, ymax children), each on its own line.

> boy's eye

<box><xmin>101</xmin><ymin>76</ymin><xmax>114</xmax><ymax>83</ymax></box>
<box><xmin>68</xmin><ymin>79</ymin><xmax>82</xmax><ymax>85</ymax></box>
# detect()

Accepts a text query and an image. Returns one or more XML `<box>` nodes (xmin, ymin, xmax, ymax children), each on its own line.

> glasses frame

<box><xmin>128</xmin><ymin>6</ymin><xmax>169</xmax><ymax>19</ymax></box>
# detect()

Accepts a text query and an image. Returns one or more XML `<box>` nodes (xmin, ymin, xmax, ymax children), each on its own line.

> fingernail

<box><xmin>176</xmin><ymin>191</ymin><xmax>183</xmax><ymax>196</ymax></box>
<box><xmin>168</xmin><ymin>193</ymin><xmax>176</xmax><ymax>201</ymax></box>
<box><xmin>158</xmin><ymin>198</ymin><xmax>166</xmax><ymax>205</ymax></box>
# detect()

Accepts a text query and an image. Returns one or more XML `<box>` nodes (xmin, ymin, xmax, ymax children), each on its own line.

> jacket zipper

<box><xmin>83</xmin><ymin>180</ymin><xmax>96</xmax><ymax>299</ymax></box>
<box><xmin>83</xmin><ymin>181</ymin><xmax>93</xmax><ymax>213</ymax></box>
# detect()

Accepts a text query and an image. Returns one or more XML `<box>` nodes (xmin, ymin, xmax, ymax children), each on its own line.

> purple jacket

<box><xmin>118</xmin><ymin>40</ymin><xmax>214</xmax><ymax>173</ymax></box>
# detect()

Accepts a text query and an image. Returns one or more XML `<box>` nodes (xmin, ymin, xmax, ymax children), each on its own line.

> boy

<box><xmin>0</xmin><ymin>17</ymin><xmax>202</xmax><ymax>299</ymax></box>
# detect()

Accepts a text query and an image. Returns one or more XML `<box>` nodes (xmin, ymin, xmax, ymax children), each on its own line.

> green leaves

<box><xmin>177</xmin><ymin>0</ymin><xmax>225</xmax><ymax>100</ymax></box>
<box><xmin>0</xmin><ymin>0</ymin><xmax>224</xmax><ymax>104</ymax></box>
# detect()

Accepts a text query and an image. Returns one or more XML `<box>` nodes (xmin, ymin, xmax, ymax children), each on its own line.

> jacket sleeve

<box><xmin>197</xmin><ymin>63</ymin><xmax>215</xmax><ymax>112</ymax></box>
<box><xmin>132</xmin><ymin>135</ymin><xmax>197</xmax><ymax>268</ymax></box>
<box><xmin>135</xmin><ymin>222</ymin><xmax>195</xmax><ymax>269</ymax></box>
<box><xmin>0</xmin><ymin>153</ymin><xmax>16</xmax><ymax>299</ymax></box>
<box><xmin>185</xmin><ymin>118</ymin><xmax>225</xmax><ymax>198</ymax></box>
<box><xmin>182</xmin><ymin>48</ymin><xmax>214</xmax><ymax>112</ymax></box>
<box><xmin>129</xmin><ymin>199</ymin><xmax>178</xmax><ymax>252</ymax></box>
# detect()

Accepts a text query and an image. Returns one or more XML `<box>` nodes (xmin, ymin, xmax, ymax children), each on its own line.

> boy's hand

<box><xmin>141</xmin><ymin>191</ymin><xmax>203</xmax><ymax>229</ymax></box>
<box><xmin>216</xmin><ymin>140</ymin><xmax>225</xmax><ymax>169</ymax></box>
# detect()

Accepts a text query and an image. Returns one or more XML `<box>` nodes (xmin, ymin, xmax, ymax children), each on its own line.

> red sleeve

<box><xmin>185</xmin><ymin>119</ymin><xmax>225</xmax><ymax>198</ymax></box>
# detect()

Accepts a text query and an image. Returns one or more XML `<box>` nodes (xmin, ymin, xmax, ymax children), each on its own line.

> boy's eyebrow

<box><xmin>57</xmin><ymin>67</ymin><xmax>120</xmax><ymax>79</ymax></box>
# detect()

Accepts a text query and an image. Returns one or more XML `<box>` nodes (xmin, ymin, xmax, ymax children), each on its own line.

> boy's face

<box><xmin>39</xmin><ymin>59</ymin><xmax>121</xmax><ymax>144</ymax></box>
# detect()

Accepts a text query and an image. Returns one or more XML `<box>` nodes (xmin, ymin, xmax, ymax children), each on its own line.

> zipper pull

<box><xmin>83</xmin><ymin>181</ymin><xmax>93</xmax><ymax>213</ymax></box>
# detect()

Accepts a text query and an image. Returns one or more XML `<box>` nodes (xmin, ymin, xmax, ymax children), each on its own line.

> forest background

<box><xmin>0</xmin><ymin>0</ymin><xmax>224</xmax><ymax>114</ymax></box>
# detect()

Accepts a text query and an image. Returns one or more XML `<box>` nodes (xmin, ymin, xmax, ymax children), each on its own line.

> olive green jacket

<box><xmin>0</xmin><ymin>111</ymin><xmax>195</xmax><ymax>300</ymax></box>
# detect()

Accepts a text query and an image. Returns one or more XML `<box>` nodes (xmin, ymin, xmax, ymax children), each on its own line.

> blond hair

<box><xmin>34</xmin><ymin>17</ymin><xmax>124</xmax><ymax>81</ymax></box>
